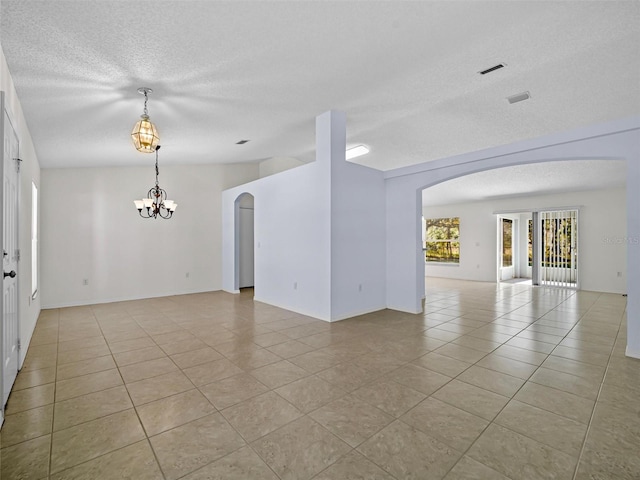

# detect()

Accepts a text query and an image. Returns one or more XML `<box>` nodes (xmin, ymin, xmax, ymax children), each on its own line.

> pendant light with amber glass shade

<box><xmin>131</xmin><ymin>87</ymin><xmax>160</xmax><ymax>153</ymax></box>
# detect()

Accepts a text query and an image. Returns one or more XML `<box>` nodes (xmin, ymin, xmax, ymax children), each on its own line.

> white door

<box><xmin>2</xmin><ymin>106</ymin><xmax>19</xmax><ymax>408</ymax></box>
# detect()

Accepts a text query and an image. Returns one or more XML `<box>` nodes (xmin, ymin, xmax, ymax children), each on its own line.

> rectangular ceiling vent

<box><xmin>479</xmin><ymin>63</ymin><xmax>505</xmax><ymax>75</ymax></box>
<box><xmin>507</xmin><ymin>91</ymin><xmax>531</xmax><ymax>104</ymax></box>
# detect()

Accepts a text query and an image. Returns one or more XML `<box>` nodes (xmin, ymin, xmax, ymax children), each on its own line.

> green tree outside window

<box><xmin>425</xmin><ymin>217</ymin><xmax>460</xmax><ymax>263</ymax></box>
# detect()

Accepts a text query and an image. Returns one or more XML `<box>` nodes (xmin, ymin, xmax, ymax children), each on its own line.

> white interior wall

<box><xmin>1</xmin><ymin>45</ymin><xmax>41</xmax><ymax>367</ymax></box>
<box><xmin>424</xmin><ymin>188</ymin><xmax>627</xmax><ymax>294</ymax></box>
<box><xmin>329</xmin><ymin>129</ymin><xmax>386</xmax><ymax>320</ymax></box>
<box><xmin>41</xmin><ymin>163</ymin><xmax>258</xmax><ymax>308</ymax></box>
<box><xmin>222</xmin><ymin>111</ymin><xmax>387</xmax><ymax>321</ymax></box>
<box><xmin>223</xmin><ymin>162</ymin><xmax>332</xmax><ymax>319</ymax></box>
<box><xmin>330</xmin><ymin>161</ymin><xmax>387</xmax><ymax>319</ymax></box>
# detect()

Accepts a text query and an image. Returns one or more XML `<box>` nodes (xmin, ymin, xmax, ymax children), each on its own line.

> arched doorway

<box><xmin>419</xmin><ymin>160</ymin><xmax>623</xmax><ymax>293</ymax></box>
<box><xmin>420</xmin><ymin>160</ymin><xmax>625</xmax><ymax>295</ymax></box>
<box><xmin>385</xmin><ymin>118</ymin><xmax>638</xmax><ymax>321</ymax></box>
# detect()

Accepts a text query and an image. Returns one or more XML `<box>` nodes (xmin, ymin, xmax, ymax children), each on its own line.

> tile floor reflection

<box><xmin>1</xmin><ymin>278</ymin><xmax>638</xmax><ymax>479</ymax></box>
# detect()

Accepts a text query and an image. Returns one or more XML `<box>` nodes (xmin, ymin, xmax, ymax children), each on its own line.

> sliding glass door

<box><xmin>538</xmin><ymin>209</ymin><xmax>578</xmax><ymax>288</ymax></box>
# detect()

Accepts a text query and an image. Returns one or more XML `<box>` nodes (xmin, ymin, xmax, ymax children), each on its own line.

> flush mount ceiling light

<box><xmin>134</xmin><ymin>145</ymin><xmax>177</xmax><ymax>219</ymax></box>
<box><xmin>131</xmin><ymin>87</ymin><xmax>160</xmax><ymax>153</ymax></box>
<box><xmin>507</xmin><ymin>91</ymin><xmax>531</xmax><ymax>104</ymax></box>
<box><xmin>346</xmin><ymin>145</ymin><xmax>370</xmax><ymax>160</ymax></box>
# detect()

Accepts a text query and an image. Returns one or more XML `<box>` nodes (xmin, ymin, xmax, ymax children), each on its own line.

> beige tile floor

<box><xmin>1</xmin><ymin>278</ymin><xmax>639</xmax><ymax>479</ymax></box>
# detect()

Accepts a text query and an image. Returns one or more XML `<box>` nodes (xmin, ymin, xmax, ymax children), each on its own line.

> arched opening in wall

<box><xmin>234</xmin><ymin>193</ymin><xmax>255</xmax><ymax>292</ymax></box>
<box><xmin>421</xmin><ymin>159</ymin><xmax>626</xmax><ymax>295</ymax></box>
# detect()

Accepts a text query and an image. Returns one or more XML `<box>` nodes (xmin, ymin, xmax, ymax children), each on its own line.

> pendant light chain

<box><xmin>143</xmin><ymin>90</ymin><xmax>149</xmax><ymax>118</ymax></box>
<box><xmin>155</xmin><ymin>146</ymin><xmax>160</xmax><ymax>188</ymax></box>
<box><xmin>133</xmin><ymin>140</ymin><xmax>178</xmax><ymax>219</ymax></box>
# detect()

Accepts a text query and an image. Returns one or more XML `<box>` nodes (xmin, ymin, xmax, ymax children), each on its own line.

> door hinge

<box><xmin>14</xmin><ymin>158</ymin><xmax>22</xmax><ymax>173</ymax></box>
<box><xmin>17</xmin><ymin>339</ymin><xmax>21</xmax><ymax>350</ymax></box>
<box><xmin>16</xmin><ymin>249</ymin><xmax>20</xmax><ymax>261</ymax></box>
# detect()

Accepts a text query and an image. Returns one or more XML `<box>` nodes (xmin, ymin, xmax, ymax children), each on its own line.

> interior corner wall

<box><xmin>40</xmin><ymin>163</ymin><xmax>258</xmax><ymax>308</ymax></box>
<box><xmin>1</xmin><ymin>44</ymin><xmax>42</xmax><ymax>367</ymax></box>
<box><xmin>422</xmin><ymin>187</ymin><xmax>627</xmax><ymax>294</ymax></box>
<box><xmin>259</xmin><ymin>156</ymin><xmax>305</xmax><ymax>178</ymax></box>
<box><xmin>222</xmin><ymin>162</ymin><xmax>333</xmax><ymax>320</ymax></box>
<box><xmin>330</xmin><ymin>161</ymin><xmax>386</xmax><ymax>320</ymax></box>
<box><xmin>222</xmin><ymin>110</ymin><xmax>387</xmax><ymax>322</ymax></box>
<box><xmin>385</xmin><ymin>180</ymin><xmax>424</xmax><ymax>314</ymax></box>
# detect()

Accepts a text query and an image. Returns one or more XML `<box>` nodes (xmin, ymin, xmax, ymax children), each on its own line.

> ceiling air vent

<box><xmin>479</xmin><ymin>63</ymin><xmax>505</xmax><ymax>75</ymax></box>
<box><xmin>507</xmin><ymin>91</ymin><xmax>531</xmax><ymax>104</ymax></box>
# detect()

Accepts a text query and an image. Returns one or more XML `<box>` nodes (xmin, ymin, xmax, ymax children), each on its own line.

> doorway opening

<box><xmin>495</xmin><ymin>209</ymin><xmax>578</xmax><ymax>289</ymax></box>
<box><xmin>235</xmin><ymin>193</ymin><xmax>254</xmax><ymax>291</ymax></box>
<box><xmin>537</xmin><ymin>209</ymin><xmax>579</xmax><ymax>288</ymax></box>
<box><xmin>499</xmin><ymin>217</ymin><xmax>516</xmax><ymax>281</ymax></box>
<box><xmin>495</xmin><ymin>212</ymin><xmax>532</xmax><ymax>284</ymax></box>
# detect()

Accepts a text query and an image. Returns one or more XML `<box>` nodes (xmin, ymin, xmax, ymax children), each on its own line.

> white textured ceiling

<box><xmin>1</xmin><ymin>1</ymin><xmax>639</xmax><ymax>170</ymax></box>
<box><xmin>422</xmin><ymin>159</ymin><xmax>627</xmax><ymax>206</ymax></box>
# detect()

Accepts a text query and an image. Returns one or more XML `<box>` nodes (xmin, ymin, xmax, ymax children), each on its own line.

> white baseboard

<box><xmin>41</xmin><ymin>288</ymin><xmax>222</xmax><ymax>309</ymax></box>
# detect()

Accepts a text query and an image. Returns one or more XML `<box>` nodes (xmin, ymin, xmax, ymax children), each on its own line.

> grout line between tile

<box><xmin>570</xmin><ymin>300</ymin><xmax>626</xmax><ymax>480</ymax></box>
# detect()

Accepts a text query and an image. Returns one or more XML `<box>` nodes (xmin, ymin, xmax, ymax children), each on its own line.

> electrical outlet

<box><xmin>186</xmin><ymin>272</ymin><xmax>190</xmax><ymax>278</ymax></box>
<box><xmin>82</xmin><ymin>279</ymin><xmax>89</xmax><ymax>286</ymax></box>
<box><xmin>358</xmin><ymin>284</ymin><xmax>362</xmax><ymax>292</ymax></box>
<box><xmin>617</xmin><ymin>272</ymin><xmax>622</xmax><ymax>277</ymax></box>
<box><xmin>293</xmin><ymin>282</ymin><xmax>297</xmax><ymax>290</ymax></box>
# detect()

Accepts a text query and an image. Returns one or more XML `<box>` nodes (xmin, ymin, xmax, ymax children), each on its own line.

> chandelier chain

<box><xmin>143</xmin><ymin>90</ymin><xmax>149</xmax><ymax>117</ymax></box>
<box><xmin>155</xmin><ymin>147</ymin><xmax>160</xmax><ymax>188</ymax></box>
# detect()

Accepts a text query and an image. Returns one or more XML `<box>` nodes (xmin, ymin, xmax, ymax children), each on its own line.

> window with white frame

<box><xmin>425</xmin><ymin>217</ymin><xmax>460</xmax><ymax>264</ymax></box>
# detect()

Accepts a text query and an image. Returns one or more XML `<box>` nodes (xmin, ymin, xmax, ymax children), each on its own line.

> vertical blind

<box><xmin>539</xmin><ymin>209</ymin><xmax>578</xmax><ymax>288</ymax></box>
